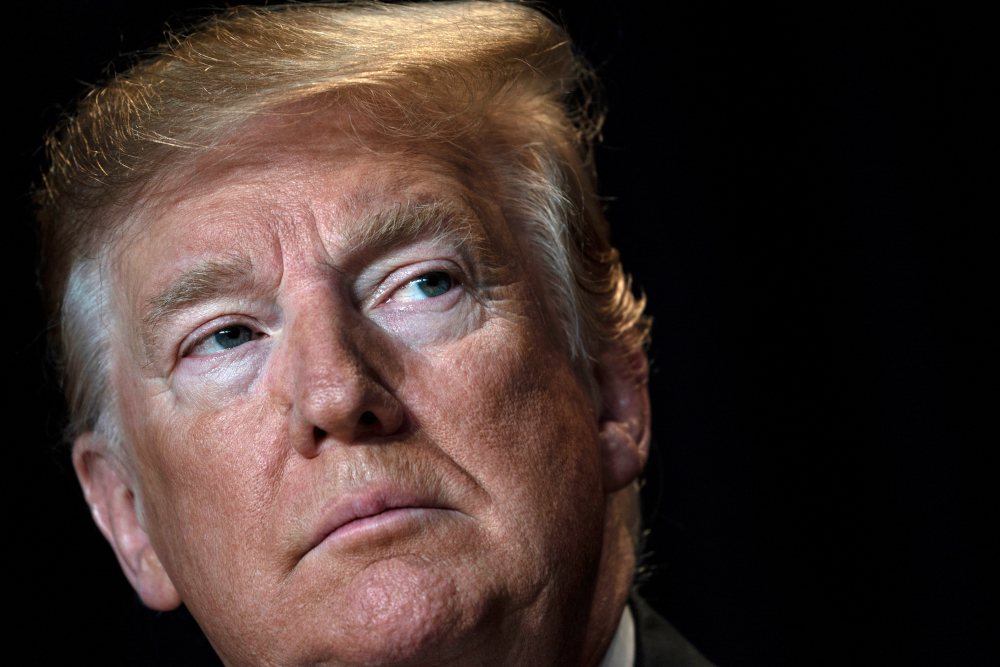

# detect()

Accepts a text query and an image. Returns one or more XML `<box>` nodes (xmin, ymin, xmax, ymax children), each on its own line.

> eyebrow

<box><xmin>138</xmin><ymin>200</ymin><xmax>501</xmax><ymax>354</ymax></box>
<box><xmin>141</xmin><ymin>255</ymin><xmax>254</xmax><ymax>351</ymax></box>
<box><xmin>347</xmin><ymin>200</ymin><xmax>498</xmax><ymax>267</ymax></box>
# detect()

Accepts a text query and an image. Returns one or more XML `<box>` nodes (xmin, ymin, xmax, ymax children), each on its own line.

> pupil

<box><xmin>417</xmin><ymin>272</ymin><xmax>451</xmax><ymax>297</ymax></box>
<box><xmin>214</xmin><ymin>326</ymin><xmax>252</xmax><ymax>349</ymax></box>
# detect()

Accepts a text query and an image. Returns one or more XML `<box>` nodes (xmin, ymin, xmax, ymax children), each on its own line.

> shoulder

<box><xmin>629</xmin><ymin>593</ymin><xmax>716</xmax><ymax>667</ymax></box>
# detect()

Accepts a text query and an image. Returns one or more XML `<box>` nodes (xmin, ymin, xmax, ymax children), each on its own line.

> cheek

<box><xmin>437</xmin><ymin>329</ymin><xmax>598</xmax><ymax>467</ymax></box>
<box><xmin>127</xmin><ymin>384</ymin><xmax>288</xmax><ymax>601</ymax></box>
<box><xmin>408</xmin><ymin>324</ymin><xmax>605</xmax><ymax>571</ymax></box>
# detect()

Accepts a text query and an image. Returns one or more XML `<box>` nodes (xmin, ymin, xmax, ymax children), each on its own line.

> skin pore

<box><xmin>72</xmin><ymin>108</ymin><xmax>650</xmax><ymax>667</ymax></box>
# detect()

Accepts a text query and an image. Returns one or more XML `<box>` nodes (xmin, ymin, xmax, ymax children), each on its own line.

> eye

<box><xmin>389</xmin><ymin>271</ymin><xmax>454</xmax><ymax>302</ymax></box>
<box><xmin>189</xmin><ymin>324</ymin><xmax>256</xmax><ymax>356</ymax></box>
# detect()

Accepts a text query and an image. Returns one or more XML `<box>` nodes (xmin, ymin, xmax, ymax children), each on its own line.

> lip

<box><xmin>306</xmin><ymin>483</ymin><xmax>451</xmax><ymax>554</ymax></box>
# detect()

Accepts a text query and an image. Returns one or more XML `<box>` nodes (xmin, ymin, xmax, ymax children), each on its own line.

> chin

<box><xmin>242</xmin><ymin>556</ymin><xmax>494</xmax><ymax>667</ymax></box>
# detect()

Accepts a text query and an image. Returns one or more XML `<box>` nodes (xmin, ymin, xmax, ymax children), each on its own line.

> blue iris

<box><xmin>415</xmin><ymin>272</ymin><xmax>452</xmax><ymax>298</ymax></box>
<box><xmin>213</xmin><ymin>325</ymin><xmax>253</xmax><ymax>350</ymax></box>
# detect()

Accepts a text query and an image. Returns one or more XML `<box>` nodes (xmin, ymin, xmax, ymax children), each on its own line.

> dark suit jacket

<box><xmin>630</xmin><ymin>594</ymin><xmax>716</xmax><ymax>667</ymax></box>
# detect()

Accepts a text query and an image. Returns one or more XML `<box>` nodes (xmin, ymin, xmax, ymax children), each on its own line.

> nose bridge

<box><xmin>293</xmin><ymin>300</ymin><xmax>364</xmax><ymax>414</ymax></box>
<box><xmin>284</xmin><ymin>283</ymin><xmax>402</xmax><ymax>454</ymax></box>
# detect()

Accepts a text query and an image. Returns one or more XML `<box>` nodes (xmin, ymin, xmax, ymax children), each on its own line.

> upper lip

<box><xmin>305</xmin><ymin>482</ymin><xmax>449</xmax><ymax>554</ymax></box>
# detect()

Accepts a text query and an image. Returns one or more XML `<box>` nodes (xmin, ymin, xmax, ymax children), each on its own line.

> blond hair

<box><xmin>36</xmin><ymin>0</ymin><xmax>650</xmax><ymax>445</ymax></box>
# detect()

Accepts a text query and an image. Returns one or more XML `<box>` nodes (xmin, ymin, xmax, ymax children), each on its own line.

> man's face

<box><xmin>106</xmin><ymin>111</ymin><xmax>610</xmax><ymax>665</ymax></box>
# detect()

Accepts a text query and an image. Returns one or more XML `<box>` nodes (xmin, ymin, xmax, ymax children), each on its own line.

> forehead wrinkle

<box><xmin>141</xmin><ymin>254</ymin><xmax>254</xmax><ymax>353</ymax></box>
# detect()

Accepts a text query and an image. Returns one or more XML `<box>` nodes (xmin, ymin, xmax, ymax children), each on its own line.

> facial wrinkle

<box><xmin>141</xmin><ymin>254</ymin><xmax>254</xmax><ymax>355</ymax></box>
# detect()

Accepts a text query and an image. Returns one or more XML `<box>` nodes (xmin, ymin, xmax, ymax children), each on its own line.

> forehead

<box><xmin>142</xmin><ymin>113</ymin><xmax>493</xmax><ymax>236</ymax></box>
<box><xmin>114</xmin><ymin>109</ymin><xmax>507</xmax><ymax>293</ymax></box>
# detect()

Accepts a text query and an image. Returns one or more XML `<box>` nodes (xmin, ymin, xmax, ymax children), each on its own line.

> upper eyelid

<box><xmin>352</xmin><ymin>230</ymin><xmax>478</xmax><ymax>287</ymax></box>
<box><xmin>141</xmin><ymin>257</ymin><xmax>254</xmax><ymax>350</ymax></box>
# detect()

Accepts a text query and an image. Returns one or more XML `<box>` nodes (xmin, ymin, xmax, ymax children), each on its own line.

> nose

<box><xmin>283</xmin><ymin>294</ymin><xmax>404</xmax><ymax>458</ymax></box>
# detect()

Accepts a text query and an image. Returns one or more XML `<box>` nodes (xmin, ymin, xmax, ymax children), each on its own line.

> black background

<box><xmin>8</xmin><ymin>1</ymin><xmax>995</xmax><ymax>665</ymax></box>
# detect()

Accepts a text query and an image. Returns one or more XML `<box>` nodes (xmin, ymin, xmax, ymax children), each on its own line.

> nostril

<box><xmin>313</xmin><ymin>426</ymin><xmax>327</xmax><ymax>441</ymax></box>
<box><xmin>359</xmin><ymin>411</ymin><xmax>377</xmax><ymax>426</ymax></box>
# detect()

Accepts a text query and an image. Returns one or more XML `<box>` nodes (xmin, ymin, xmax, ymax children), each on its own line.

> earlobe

<box><xmin>72</xmin><ymin>433</ymin><xmax>182</xmax><ymax>611</ymax></box>
<box><xmin>595</xmin><ymin>349</ymin><xmax>651</xmax><ymax>493</ymax></box>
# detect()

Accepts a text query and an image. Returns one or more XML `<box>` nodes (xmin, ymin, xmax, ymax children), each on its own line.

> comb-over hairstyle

<box><xmin>36</xmin><ymin>0</ymin><xmax>650</xmax><ymax>446</ymax></box>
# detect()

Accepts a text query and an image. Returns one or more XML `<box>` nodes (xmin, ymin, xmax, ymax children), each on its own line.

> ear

<box><xmin>595</xmin><ymin>349</ymin><xmax>651</xmax><ymax>493</ymax></box>
<box><xmin>72</xmin><ymin>433</ymin><xmax>181</xmax><ymax>611</ymax></box>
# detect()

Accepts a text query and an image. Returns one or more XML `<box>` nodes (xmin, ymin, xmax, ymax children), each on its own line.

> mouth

<box><xmin>307</xmin><ymin>485</ymin><xmax>452</xmax><ymax>554</ymax></box>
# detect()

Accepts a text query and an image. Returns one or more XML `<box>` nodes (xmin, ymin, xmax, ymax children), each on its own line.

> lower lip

<box><xmin>324</xmin><ymin>507</ymin><xmax>444</xmax><ymax>544</ymax></box>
